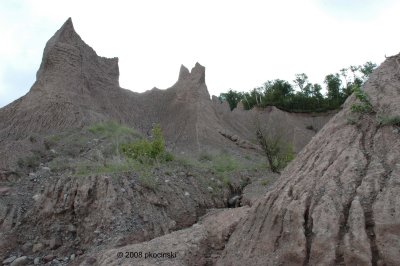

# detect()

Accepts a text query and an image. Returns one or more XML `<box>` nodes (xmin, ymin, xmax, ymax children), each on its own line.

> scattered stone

<box><xmin>21</xmin><ymin>242</ymin><xmax>32</xmax><ymax>253</ymax></box>
<box><xmin>70</xmin><ymin>254</ymin><xmax>75</xmax><ymax>260</ymax></box>
<box><xmin>3</xmin><ymin>256</ymin><xmax>17</xmax><ymax>265</ymax></box>
<box><xmin>86</xmin><ymin>257</ymin><xmax>97</xmax><ymax>264</ymax></box>
<box><xmin>32</xmin><ymin>194</ymin><xmax>41</xmax><ymax>201</ymax></box>
<box><xmin>184</xmin><ymin>191</ymin><xmax>190</xmax><ymax>196</ymax></box>
<box><xmin>41</xmin><ymin>166</ymin><xmax>51</xmax><ymax>171</ymax></box>
<box><xmin>207</xmin><ymin>186</ymin><xmax>213</xmax><ymax>192</ymax></box>
<box><xmin>49</xmin><ymin>236</ymin><xmax>62</xmax><ymax>250</ymax></box>
<box><xmin>67</xmin><ymin>224</ymin><xmax>77</xmax><ymax>233</ymax></box>
<box><xmin>0</xmin><ymin>186</ymin><xmax>11</xmax><ymax>195</ymax></box>
<box><xmin>228</xmin><ymin>195</ymin><xmax>241</xmax><ymax>208</ymax></box>
<box><xmin>10</xmin><ymin>256</ymin><xmax>29</xmax><ymax>266</ymax></box>
<box><xmin>43</xmin><ymin>255</ymin><xmax>56</xmax><ymax>263</ymax></box>
<box><xmin>33</xmin><ymin>257</ymin><xmax>40</xmax><ymax>265</ymax></box>
<box><xmin>178</xmin><ymin>171</ymin><xmax>185</xmax><ymax>177</ymax></box>
<box><xmin>32</xmin><ymin>243</ymin><xmax>44</xmax><ymax>252</ymax></box>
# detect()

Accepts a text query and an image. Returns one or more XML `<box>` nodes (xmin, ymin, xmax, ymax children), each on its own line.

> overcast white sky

<box><xmin>1</xmin><ymin>0</ymin><xmax>400</xmax><ymax>107</ymax></box>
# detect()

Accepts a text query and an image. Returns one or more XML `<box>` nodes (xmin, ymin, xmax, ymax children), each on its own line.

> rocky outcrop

<box><xmin>217</xmin><ymin>54</ymin><xmax>400</xmax><ymax>265</ymax></box>
<box><xmin>0</xmin><ymin>167</ymin><xmax>231</xmax><ymax>259</ymax></box>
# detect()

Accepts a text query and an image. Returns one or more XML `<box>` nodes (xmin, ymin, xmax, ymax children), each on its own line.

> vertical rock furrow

<box><xmin>218</xmin><ymin>53</ymin><xmax>400</xmax><ymax>265</ymax></box>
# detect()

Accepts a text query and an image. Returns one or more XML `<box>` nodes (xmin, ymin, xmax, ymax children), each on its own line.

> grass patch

<box><xmin>17</xmin><ymin>154</ymin><xmax>41</xmax><ymax>170</ymax></box>
<box><xmin>88</xmin><ymin>121</ymin><xmax>140</xmax><ymax>138</ymax></box>
<box><xmin>377</xmin><ymin>115</ymin><xmax>400</xmax><ymax>127</ymax></box>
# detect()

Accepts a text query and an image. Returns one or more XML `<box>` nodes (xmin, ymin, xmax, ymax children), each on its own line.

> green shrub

<box><xmin>17</xmin><ymin>154</ymin><xmax>41</xmax><ymax>170</ymax></box>
<box><xmin>351</xmin><ymin>86</ymin><xmax>374</xmax><ymax>114</ymax></box>
<box><xmin>164</xmin><ymin>152</ymin><xmax>174</xmax><ymax>162</ymax></box>
<box><xmin>255</xmin><ymin>123</ymin><xmax>294</xmax><ymax>173</ymax></box>
<box><xmin>121</xmin><ymin>124</ymin><xmax>171</xmax><ymax>164</ymax></box>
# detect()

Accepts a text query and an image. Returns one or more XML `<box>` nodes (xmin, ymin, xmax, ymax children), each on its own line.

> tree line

<box><xmin>219</xmin><ymin>61</ymin><xmax>377</xmax><ymax>112</ymax></box>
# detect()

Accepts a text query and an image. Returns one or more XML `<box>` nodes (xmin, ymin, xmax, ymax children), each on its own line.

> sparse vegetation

<box><xmin>377</xmin><ymin>115</ymin><xmax>400</xmax><ymax>127</ymax></box>
<box><xmin>48</xmin><ymin>157</ymin><xmax>72</xmax><ymax>172</ymax></box>
<box><xmin>198</xmin><ymin>151</ymin><xmax>213</xmax><ymax>162</ymax></box>
<box><xmin>44</xmin><ymin>135</ymin><xmax>61</xmax><ymax>150</ymax></box>
<box><xmin>211</xmin><ymin>154</ymin><xmax>241</xmax><ymax>186</ymax></box>
<box><xmin>121</xmin><ymin>124</ymin><xmax>173</xmax><ymax>164</ymax></box>
<box><xmin>255</xmin><ymin>118</ymin><xmax>294</xmax><ymax>173</ymax></box>
<box><xmin>346</xmin><ymin>117</ymin><xmax>358</xmax><ymax>125</ymax></box>
<box><xmin>17</xmin><ymin>154</ymin><xmax>41</xmax><ymax>170</ymax></box>
<box><xmin>351</xmin><ymin>85</ymin><xmax>374</xmax><ymax>114</ymax></box>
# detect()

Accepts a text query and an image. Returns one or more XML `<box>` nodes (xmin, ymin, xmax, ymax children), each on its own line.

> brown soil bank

<box><xmin>217</xmin><ymin>54</ymin><xmax>400</xmax><ymax>265</ymax></box>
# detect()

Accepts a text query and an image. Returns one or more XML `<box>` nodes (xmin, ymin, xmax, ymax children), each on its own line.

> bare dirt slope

<box><xmin>217</xmin><ymin>54</ymin><xmax>400</xmax><ymax>265</ymax></box>
<box><xmin>0</xmin><ymin>18</ymin><xmax>339</xmax><ymax>265</ymax></box>
<box><xmin>0</xmin><ymin>18</ymin><xmax>332</xmax><ymax>171</ymax></box>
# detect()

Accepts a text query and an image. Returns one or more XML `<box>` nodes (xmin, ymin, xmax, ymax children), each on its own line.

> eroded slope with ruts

<box><xmin>217</xmin><ymin>54</ymin><xmax>400</xmax><ymax>265</ymax></box>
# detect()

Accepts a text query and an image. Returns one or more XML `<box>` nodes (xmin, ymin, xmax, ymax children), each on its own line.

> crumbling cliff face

<box><xmin>217</xmin><ymin>54</ymin><xmax>400</xmax><ymax>265</ymax></box>
<box><xmin>0</xmin><ymin>18</ymin><xmax>348</xmax><ymax>266</ymax></box>
<box><xmin>0</xmin><ymin>18</ymin><xmax>332</xmax><ymax>171</ymax></box>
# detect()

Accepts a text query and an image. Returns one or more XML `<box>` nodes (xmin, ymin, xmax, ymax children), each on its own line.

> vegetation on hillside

<box><xmin>254</xmin><ymin>117</ymin><xmax>294</xmax><ymax>173</ymax></box>
<box><xmin>219</xmin><ymin>61</ymin><xmax>377</xmax><ymax>112</ymax></box>
<box><xmin>121</xmin><ymin>124</ymin><xmax>173</xmax><ymax>164</ymax></box>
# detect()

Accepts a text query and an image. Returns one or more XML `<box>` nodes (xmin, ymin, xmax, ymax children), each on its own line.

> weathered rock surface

<box><xmin>76</xmin><ymin>207</ymin><xmax>249</xmax><ymax>266</ymax></box>
<box><xmin>217</xmin><ymin>54</ymin><xmax>400</xmax><ymax>265</ymax></box>
<box><xmin>0</xmin><ymin>18</ymin><xmax>362</xmax><ymax>265</ymax></box>
<box><xmin>0</xmin><ymin>18</ymin><xmax>332</xmax><ymax>170</ymax></box>
<box><xmin>0</xmin><ymin>166</ymin><xmax>233</xmax><ymax>259</ymax></box>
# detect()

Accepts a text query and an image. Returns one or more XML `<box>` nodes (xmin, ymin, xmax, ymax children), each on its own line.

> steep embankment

<box><xmin>0</xmin><ymin>18</ymin><xmax>333</xmax><ymax>171</ymax></box>
<box><xmin>217</xmin><ymin>55</ymin><xmax>400</xmax><ymax>265</ymax></box>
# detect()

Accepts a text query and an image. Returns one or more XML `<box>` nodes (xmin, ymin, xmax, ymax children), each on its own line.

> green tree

<box><xmin>294</xmin><ymin>73</ymin><xmax>312</xmax><ymax>97</ymax></box>
<box><xmin>219</xmin><ymin>89</ymin><xmax>243</xmax><ymax>110</ymax></box>
<box><xmin>360</xmin><ymin>61</ymin><xmax>377</xmax><ymax>81</ymax></box>
<box><xmin>325</xmin><ymin>73</ymin><xmax>343</xmax><ymax>108</ymax></box>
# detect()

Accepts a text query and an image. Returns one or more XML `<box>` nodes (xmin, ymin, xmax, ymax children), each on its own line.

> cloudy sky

<box><xmin>1</xmin><ymin>0</ymin><xmax>400</xmax><ymax>107</ymax></box>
